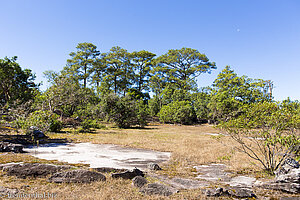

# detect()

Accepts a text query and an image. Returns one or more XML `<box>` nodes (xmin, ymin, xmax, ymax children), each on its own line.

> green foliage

<box><xmin>15</xmin><ymin>110</ymin><xmax>62</xmax><ymax>133</ymax></box>
<box><xmin>66</xmin><ymin>43</ymin><xmax>100</xmax><ymax>88</ymax></box>
<box><xmin>80</xmin><ymin>119</ymin><xmax>105</xmax><ymax>132</ymax></box>
<box><xmin>192</xmin><ymin>89</ymin><xmax>211</xmax><ymax>122</ymax></box>
<box><xmin>208</xmin><ymin>66</ymin><xmax>269</xmax><ymax>122</ymax></box>
<box><xmin>100</xmin><ymin>94</ymin><xmax>148</xmax><ymax>128</ymax></box>
<box><xmin>158</xmin><ymin>101</ymin><xmax>196</xmax><ymax>124</ymax></box>
<box><xmin>131</xmin><ymin>50</ymin><xmax>156</xmax><ymax>92</ymax></box>
<box><xmin>102</xmin><ymin>46</ymin><xmax>133</xmax><ymax>96</ymax></box>
<box><xmin>43</xmin><ymin>71</ymin><xmax>98</xmax><ymax>117</ymax></box>
<box><xmin>153</xmin><ymin>47</ymin><xmax>216</xmax><ymax>91</ymax></box>
<box><xmin>0</xmin><ymin>56</ymin><xmax>37</xmax><ymax>106</ymax></box>
<box><xmin>219</xmin><ymin>100</ymin><xmax>300</xmax><ymax>173</ymax></box>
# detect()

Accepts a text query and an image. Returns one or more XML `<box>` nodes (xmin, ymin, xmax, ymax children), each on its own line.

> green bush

<box><xmin>15</xmin><ymin>110</ymin><xmax>62</xmax><ymax>132</ymax></box>
<box><xmin>158</xmin><ymin>101</ymin><xmax>196</xmax><ymax>124</ymax></box>
<box><xmin>100</xmin><ymin>94</ymin><xmax>148</xmax><ymax>128</ymax></box>
<box><xmin>80</xmin><ymin>119</ymin><xmax>106</xmax><ymax>132</ymax></box>
<box><xmin>219</xmin><ymin>100</ymin><xmax>300</xmax><ymax>173</ymax></box>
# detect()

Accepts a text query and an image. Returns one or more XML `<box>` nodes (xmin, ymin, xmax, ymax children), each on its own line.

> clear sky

<box><xmin>0</xmin><ymin>0</ymin><xmax>299</xmax><ymax>100</ymax></box>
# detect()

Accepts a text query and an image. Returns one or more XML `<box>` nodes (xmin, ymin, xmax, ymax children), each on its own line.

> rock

<box><xmin>27</xmin><ymin>126</ymin><xmax>46</xmax><ymax>139</ymax></box>
<box><xmin>2</xmin><ymin>163</ymin><xmax>71</xmax><ymax>178</ymax></box>
<box><xmin>139</xmin><ymin>183</ymin><xmax>177</xmax><ymax>196</ymax></box>
<box><xmin>0</xmin><ymin>142</ymin><xmax>24</xmax><ymax>153</ymax></box>
<box><xmin>0</xmin><ymin>186</ymin><xmax>18</xmax><ymax>197</ymax></box>
<box><xmin>49</xmin><ymin>170</ymin><xmax>106</xmax><ymax>183</ymax></box>
<box><xmin>275</xmin><ymin>158</ymin><xmax>300</xmax><ymax>177</ymax></box>
<box><xmin>204</xmin><ymin>187</ymin><xmax>223</xmax><ymax>197</ymax></box>
<box><xmin>93</xmin><ymin>167</ymin><xmax>127</xmax><ymax>173</ymax></box>
<box><xmin>132</xmin><ymin>176</ymin><xmax>148</xmax><ymax>188</ymax></box>
<box><xmin>147</xmin><ymin>163</ymin><xmax>161</xmax><ymax>170</ymax></box>
<box><xmin>256</xmin><ymin>168</ymin><xmax>300</xmax><ymax>193</ymax></box>
<box><xmin>203</xmin><ymin>187</ymin><xmax>256</xmax><ymax>198</ymax></box>
<box><xmin>226</xmin><ymin>187</ymin><xmax>256</xmax><ymax>198</ymax></box>
<box><xmin>111</xmin><ymin>168</ymin><xmax>144</xmax><ymax>180</ymax></box>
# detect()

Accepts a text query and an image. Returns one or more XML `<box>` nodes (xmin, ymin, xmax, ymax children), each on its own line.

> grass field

<box><xmin>0</xmin><ymin>124</ymin><xmax>296</xmax><ymax>199</ymax></box>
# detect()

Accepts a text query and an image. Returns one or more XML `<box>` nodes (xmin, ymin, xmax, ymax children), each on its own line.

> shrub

<box><xmin>100</xmin><ymin>94</ymin><xmax>148</xmax><ymax>128</ymax></box>
<box><xmin>219</xmin><ymin>101</ymin><xmax>300</xmax><ymax>173</ymax></box>
<box><xmin>80</xmin><ymin>119</ymin><xmax>105</xmax><ymax>132</ymax></box>
<box><xmin>158</xmin><ymin>101</ymin><xmax>196</xmax><ymax>124</ymax></box>
<box><xmin>15</xmin><ymin>110</ymin><xmax>62</xmax><ymax>133</ymax></box>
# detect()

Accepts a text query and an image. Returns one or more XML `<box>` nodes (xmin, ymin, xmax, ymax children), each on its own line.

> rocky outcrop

<box><xmin>2</xmin><ymin>163</ymin><xmax>71</xmax><ymax>178</ymax></box>
<box><xmin>256</xmin><ymin>158</ymin><xmax>300</xmax><ymax>194</ymax></box>
<box><xmin>132</xmin><ymin>176</ymin><xmax>148</xmax><ymax>188</ymax></box>
<box><xmin>111</xmin><ymin>168</ymin><xmax>144</xmax><ymax>180</ymax></box>
<box><xmin>204</xmin><ymin>187</ymin><xmax>256</xmax><ymax>198</ymax></box>
<box><xmin>49</xmin><ymin>170</ymin><xmax>106</xmax><ymax>183</ymax></box>
<box><xmin>139</xmin><ymin>183</ymin><xmax>177</xmax><ymax>196</ymax></box>
<box><xmin>0</xmin><ymin>142</ymin><xmax>23</xmax><ymax>153</ymax></box>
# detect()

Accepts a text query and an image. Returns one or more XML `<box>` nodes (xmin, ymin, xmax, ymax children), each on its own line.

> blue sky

<box><xmin>0</xmin><ymin>0</ymin><xmax>299</xmax><ymax>100</ymax></box>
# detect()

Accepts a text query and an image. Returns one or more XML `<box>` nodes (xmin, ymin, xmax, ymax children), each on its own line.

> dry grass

<box><xmin>49</xmin><ymin>124</ymin><xmax>260</xmax><ymax>176</ymax></box>
<box><xmin>0</xmin><ymin>124</ymin><xmax>296</xmax><ymax>199</ymax></box>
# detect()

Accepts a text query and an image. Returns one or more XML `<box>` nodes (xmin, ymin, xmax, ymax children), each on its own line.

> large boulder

<box><xmin>49</xmin><ymin>170</ymin><xmax>106</xmax><ymax>183</ymax></box>
<box><xmin>111</xmin><ymin>168</ymin><xmax>144</xmax><ymax>180</ymax></box>
<box><xmin>0</xmin><ymin>142</ymin><xmax>24</xmax><ymax>153</ymax></box>
<box><xmin>132</xmin><ymin>176</ymin><xmax>148</xmax><ymax>188</ymax></box>
<box><xmin>139</xmin><ymin>183</ymin><xmax>177</xmax><ymax>196</ymax></box>
<box><xmin>26</xmin><ymin>126</ymin><xmax>46</xmax><ymax>139</ymax></box>
<box><xmin>2</xmin><ymin>163</ymin><xmax>71</xmax><ymax>178</ymax></box>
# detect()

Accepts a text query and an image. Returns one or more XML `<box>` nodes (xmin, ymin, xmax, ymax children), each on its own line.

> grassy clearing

<box><xmin>0</xmin><ymin>124</ymin><xmax>296</xmax><ymax>199</ymax></box>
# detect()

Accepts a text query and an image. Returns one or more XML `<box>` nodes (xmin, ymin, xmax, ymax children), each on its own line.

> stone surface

<box><xmin>275</xmin><ymin>158</ymin><xmax>300</xmax><ymax>177</ymax></box>
<box><xmin>24</xmin><ymin>142</ymin><xmax>171</xmax><ymax>169</ymax></box>
<box><xmin>227</xmin><ymin>176</ymin><xmax>257</xmax><ymax>188</ymax></box>
<box><xmin>150</xmin><ymin>173</ymin><xmax>209</xmax><ymax>189</ymax></box>
<box><xmin>147</xmin><ymin>163</ymin><xmax>161</xmax><ymax>170</ymax></box>
<box><xmin>194</xmin><ymin>164</ymin><xmax>232</xmax><ymax>182</ymax></box>
<box><xmin>226</xmin><ymin>187</ymin><xmax>256</xmax><ymax>198</ymax></box>
<box><xmin>49</xmin><ymin>169</ymin><xmax>106</xmax><ymax>183</ymax></box>
<box><xmin>112</xmin><ymin>168</ymin><xmax>144</xmax><ymax>180</ymax></box>
<box><xmin>0</xmin><ymin>142</ymin><xmax>24</xmax><ymax>153</ymax></box>
<box><xmin>204</xmin><ymin>187</ymin><xmax>223</xmax><ymax>197</ymax></box>
<box><xmin>139</xmin><ymin>183</ymin><xmax>177</xmax><ymax>196</ymax></box>
<box><xmin>255</xmin><ymin>168</ymin><xmax>300</xmax><ymax>194</ymax></box>
<box><xmin>2</xmin><ymin>163</ymin><xmax>71</xmax><ymax>178</ymax></box>
<box><xmin>203</xmin><ymin>187</ymin><xmax>256</xmax><ymax>198</ymax></box>
<box><xmin>132</xmin><ymin>176</ymin><xmax>148</xmax><ymax>188</ymax></box>
<box><xmin>93</xmin><ymin>167</ymin><xmax>127</xmax><ymax>173</ymax></box>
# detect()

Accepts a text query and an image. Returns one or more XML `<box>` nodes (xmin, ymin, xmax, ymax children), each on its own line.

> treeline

<box><xmin>1</xmin><ymin>43</ymin><xmax>299</xmax><ymax>131</ymax></box>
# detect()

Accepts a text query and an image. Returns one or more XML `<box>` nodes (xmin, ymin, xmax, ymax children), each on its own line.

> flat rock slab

<box><xmin>150</xmin><ymin>173</ymin><xmax>209</xmax><ymax>189</ymax></box>
<box><xmin>2</xmin><ymin>163</ymin><xmax>71</xmax><ymax>178</ymax></box>
<box><xmin>194</xmin><ymin>164</ymin><xmax>232</xmax><ymax>182</ymax></box>
<box><xmin>49</xmin><ymin>169</ymin><xmax>106</xmax><ymax>183</ymax></box>
<box><xmin>24</xmin><ymin>143</ymin><xmax>171</xmax><ymax>169</ymax></box>
<box><xmin>226</xmin><ymin>176</ymin><xmax>257</xmax><ymax>188</ymax></box>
